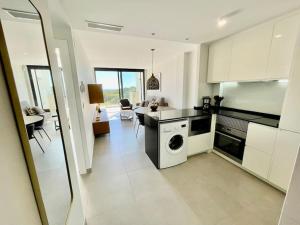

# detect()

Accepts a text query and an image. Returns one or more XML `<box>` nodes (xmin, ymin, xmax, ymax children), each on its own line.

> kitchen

<box><xmin>144</xmin><ymin>8</ymin><xmax>300</xmax><ymax>195</ymax></box>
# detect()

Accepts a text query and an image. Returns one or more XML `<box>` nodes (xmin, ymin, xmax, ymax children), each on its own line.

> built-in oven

<box><xmin>214</xmin><ymin>115</ymin><xmax>248</xmax><ymax>164</ymax></box>
<box><xmin>188</xmin><ymin>115</ymin><xmax>211</xmax><ymax>136</ymax></box>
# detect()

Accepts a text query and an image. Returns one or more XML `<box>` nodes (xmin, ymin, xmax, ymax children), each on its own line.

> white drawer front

<box><xmin>246</xmin><ymin>123</ymin><xmax>277</xmax><ymax>154</ymax></box>
<box><xmin>243</xmin><ymin>146</ymin><xmax>272</xmax><ymax>179</ymax></box>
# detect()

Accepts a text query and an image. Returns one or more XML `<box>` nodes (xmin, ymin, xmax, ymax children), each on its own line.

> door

<box><xmin>207</xmin><ymin>38</ymin><xmax>232</xmax><ymax>83</ymax></box>
<box><xmin>267</xmin><ymin>13</ymin><xmax>300</xmax><ymax>79</ymax></box>
<box><xmin>27</xmin><ymin>66</ymin><xmax>56</xmax><ymax>113</ymax></box>
<box><xmin>214</xmin><ymin>131</ymin><xmax>245</xmax><ymax>163</ymax></box>
<box><xmin>269</xmin><ymin>130</ymin><xmax>300</xmax><ymax>190</ymax></box>
<box><xmin>95</xmin><ymin>68</ymin><xmax>145</xmax><ymax>108</ymax></box>
<box><xmin>279</xmin><ymin>31</ymin><xmax>300</xmax><ymax>133</ymax></box>
<box><xmin>229</xmin><ymin>22</ymin><xmax>273</xmax><ymax>81</ymax></box>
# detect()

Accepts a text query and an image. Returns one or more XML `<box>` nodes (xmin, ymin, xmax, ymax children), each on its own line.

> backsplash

<box><xmin>214</xmin><ymin>81</ymin><xmax>288</xmax><ymax>115</ymax></box>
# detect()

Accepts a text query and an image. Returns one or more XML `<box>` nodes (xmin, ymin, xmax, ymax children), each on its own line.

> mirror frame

<box><xmin>0</xmin><ymin>1</ymin><xmax>73</xmax><ymax>224</ymax></box>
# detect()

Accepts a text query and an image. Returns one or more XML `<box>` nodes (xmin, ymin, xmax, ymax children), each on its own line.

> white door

<box><xmin>207</xmin><ymin>38</ymin><xmax>232</xmax><ymax>83</ymax></box>
<box><xmin>279</xmin><ymin>31</ymin><xmax>300</xmax><ymax>133</ymax></box>
<box><xmin>267</xmin><ymin>13</ymin><xmax>300</xmax><ymax>79</ymax></box>
<box><xmin>229</xmin><ymin>22</ymin><xmax>273</xmax><ymax>81</ymax></box>
<box><xmin>269</xmin><ymin>129</ymin><xmax>300</xmax><ymax>190</ymax></box>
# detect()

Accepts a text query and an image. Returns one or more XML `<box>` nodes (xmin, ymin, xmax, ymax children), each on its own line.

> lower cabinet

<box><xmin>269</xmin><ymin>130</ymin><xmax>300</xmax><ymax>190</ymax></box>
<box><xmin>187</xmin><ymin>133</ymin><xmax>211</xmax><ymax>156</ymax></box>
<box><xmin>242</xmin><ymin>123</ymin><xmax>300</xmax><ymax>191</ymax></box>
<box><xmin>243</xmin><ymin>146</ymin><xmax>272</xmax><ymax>179</ymax></box>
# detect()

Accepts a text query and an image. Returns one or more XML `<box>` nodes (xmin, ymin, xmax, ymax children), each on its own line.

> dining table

<box><xmin>24</xmin><ymin>115</ymin><xmax>43</xmax><ymax>125</ymax></box>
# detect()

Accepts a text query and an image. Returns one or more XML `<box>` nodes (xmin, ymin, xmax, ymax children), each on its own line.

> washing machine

<box><xmin>159</xmin><ymin>119</ymin><xmax>188</xmax><ymax>169</ymax></box>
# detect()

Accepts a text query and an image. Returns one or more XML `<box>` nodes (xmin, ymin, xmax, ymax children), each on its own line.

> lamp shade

<box><xmin>88</xmin><ymin>84</ymin><xmax>104</xmax><ymax>104</ymax></box>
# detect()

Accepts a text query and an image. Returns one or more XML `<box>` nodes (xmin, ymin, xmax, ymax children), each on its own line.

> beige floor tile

<box><xmin>82</xmin><ymin>119</ymin><xmax>285</xmax><ymax>225</ymax></box>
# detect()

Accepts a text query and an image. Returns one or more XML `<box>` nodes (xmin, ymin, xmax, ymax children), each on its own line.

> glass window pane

<box><xmin>95</xmin><ymin>71</ymin><xmax>120</xmax><ymax>107</ymax></box>
<box><xmin>122</xmin><ymin>71</ymin><xmax>142</xmax><ymax>105</ymax></box>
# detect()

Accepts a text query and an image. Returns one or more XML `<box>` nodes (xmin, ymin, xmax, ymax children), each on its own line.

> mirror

<box><xmin>0</xmin><ymin>1</ymin><xmax>72</xmax><ymax>224</ymax></box>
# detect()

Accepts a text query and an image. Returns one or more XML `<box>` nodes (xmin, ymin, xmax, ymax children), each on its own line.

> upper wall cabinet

<box><xmin>207</xmin><ymin>38</ymin><xmax>232</xmax><ymax>83</ymax></box>
<box><xmin>229</xmin><ymin>22</ymin><xmax>274</xmax><ymax>81</ymax></box>
<box><xmin>267</xmin><ymin>14</ymin><xmax>300</xmax><ymax>79</ymax></box>
<box><xmin>279</xmin><ymin>29</ymin><xmax>300</xmax><ymax>133</ymax></box>
<box><xmin>207</xmin><ymin>12</ymin><xmax>300</xmax><ymax>83</ymax></box>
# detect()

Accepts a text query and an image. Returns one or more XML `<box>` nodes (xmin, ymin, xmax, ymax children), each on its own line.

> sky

<box><xmin>95</xmin><ymin>71</ymin><xmax>139</xmax><ymax>90</ymax></box>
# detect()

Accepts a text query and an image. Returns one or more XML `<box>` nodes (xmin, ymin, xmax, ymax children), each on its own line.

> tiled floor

<box><xmin>82</xmin><ymin>118</ymin><xmax>285</xmax><ymax>225</ymax></box>
<box><xmin>29</xmin><ymin>122</ymin><xmax>71</xmax><ymax>225</ymax></box>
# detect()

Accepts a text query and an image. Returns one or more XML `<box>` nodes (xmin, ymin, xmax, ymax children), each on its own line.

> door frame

<box><xmin>27</xmin><ymin>65</ymin><xmax>51</xmax><ymax>108</ymax></box>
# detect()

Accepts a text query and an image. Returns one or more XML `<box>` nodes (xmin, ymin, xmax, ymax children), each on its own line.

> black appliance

<box><xmin>202</xmin><ymin>96</ymin><xmax>211</xmax><ymax>111</ymax></box>
<box><xmin>188</xmin><ymin>115</ymin><xmax>212</xmax><ymax>136</ymax></box>
<box><xmin>214</xmin><ymin>95</ymin><xmax>224</xmax><ymax>111</ymax></box>
<box><xmin>214</xmin><ymin>115</ymin><xmax>248</xmax><ymax>164</ymax></box>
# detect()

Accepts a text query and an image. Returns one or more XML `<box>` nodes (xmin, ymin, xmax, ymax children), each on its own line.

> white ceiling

<box><xmin>2</xmin><ymin>20</ymin><xmax>48</xmax><ymax>66</ymax></box>
<box><xmin>62</xmin><ymin>0</ymin><xmax>300</xmax><ymax>43</ymax></box>
<box><xmin>75</xmin><ymin>29</ymin><xmax>197</xmax><ymax>68</ymax></box>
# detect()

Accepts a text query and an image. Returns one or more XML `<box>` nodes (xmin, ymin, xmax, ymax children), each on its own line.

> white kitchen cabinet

<box><xmin>243</xmin><ymin>146</ymin><xmax>272</xmax><ymax>179</ymax></box>
<box><xmin>207</xmin><ymin>38</ymin><xmax>232</xmax><ymax>83</ymax></box>
<box><xmin>267</xmin><ymin>13</ymin><xmax>300</xmax><ymax>79</ymax></box>
<box><xmin>243</xmin><ymin>123</ymin><xmax>277</xmax><ymax>178</ymax></box>
<box><xmin>229</xmin><ymin>22</ymin><xmax>274</xmax><ymax>81</ymax></box>
<box><xmin>246</xmin><ymin>123</ymin><xmax>277</xmax><ymax>154</ymax></box>
<box><xmin>187</xmin><ymin>133</ymin><xmax>211</xmax><ymax>156</ymax></box>
<box><xmin>269</xmin><ymin>130</ymin><xmax>300</xmax><ymax>190</ymax></box>
<box><xmin>279</xmin><ymin>32</ymin><xmax>300</xmax><ymax>133</ymax></box>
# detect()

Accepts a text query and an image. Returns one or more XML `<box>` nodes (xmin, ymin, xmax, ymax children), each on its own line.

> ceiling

<box><xmin>62</xmin><ymin>0</ymin><xmax>300</xmax><ymax>43</ymax></box>
<box><xmin>2</xmin><ymin>20</ymin><xmax>48</xmax><ymax>66</ymax></box>
<box><xmin>75</xmin><ymin>30</ymin><xmax>197</xmax><ymax>68</ymax></box>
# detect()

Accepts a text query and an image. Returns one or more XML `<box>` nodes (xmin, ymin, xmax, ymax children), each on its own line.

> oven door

<box><xmin>214</xmin><ymin>131</ymin><xmax>245</xmax><ymax>164</ymax></box>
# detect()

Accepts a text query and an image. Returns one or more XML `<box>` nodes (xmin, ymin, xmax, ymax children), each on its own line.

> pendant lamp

<box><xmin>146</xmin><ymin>49</ymin><xmax>160</xmax><ymax>90</ymax></box>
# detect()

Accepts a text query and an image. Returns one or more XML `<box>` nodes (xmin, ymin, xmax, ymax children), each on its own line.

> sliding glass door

<box><xmin>95</xmin><ymin>68</ymin><xmax>145</xmax><ymax>108</ymax></box>
<box><xmin>27</xmin><ymin>66</ymin><xmax>56</xmax><ymax>113</ymax></box>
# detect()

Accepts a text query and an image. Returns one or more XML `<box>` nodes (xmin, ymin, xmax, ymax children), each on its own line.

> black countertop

<box><xmin>145</xmin><ymin>107</ymin><xmax>280</xmax><ymax>128</ymax></box>
<box><xmin>146</xmin><ymin>108</ymin><xmax>211</xmax><ymax>122</ymax></box>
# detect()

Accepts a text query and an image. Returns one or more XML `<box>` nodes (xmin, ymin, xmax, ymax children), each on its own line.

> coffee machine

<box><xmin>202</xmin><ymin>96</ymin><xmax>211</xmax><ymax>111</ymax></box>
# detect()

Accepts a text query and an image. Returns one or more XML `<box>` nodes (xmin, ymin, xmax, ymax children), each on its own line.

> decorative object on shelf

<box><xmin>214</xmin><ymin>95</ymin><xmax>224</xmax><ymax>111</ymax></box>
<box><xmin>146</xmin><ymin>49</ymin><xmax>160</xmax><ymax>90</ymax></box>
<box><xmin>80</xmin><ymin>81</ymin><xmax>85</xmax><ymax>93</ymax></box>
<box><xmin>88</xmin><ymin>84</ymin><xmax>104</xmax><ymax>120</ymax></box>
<box><xmin>150</xmin><ymin>102</ymin><xmax>159</xmax><ymax>112</ymax></box>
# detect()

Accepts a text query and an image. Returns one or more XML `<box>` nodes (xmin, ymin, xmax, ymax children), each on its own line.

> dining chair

<box><xmin>135</xmin><ymin>112</ymin><xmax>145</xmax><ymax>137</ymax></box>
<box><xmin>26</xmin><ymin>124</ymin><xmax>45</xmax><ymax>153</ymax></box>
<box><xmin>34</xmin><ymin>117</ymin><xmax>51</xmax><ymax>141</ymax></box>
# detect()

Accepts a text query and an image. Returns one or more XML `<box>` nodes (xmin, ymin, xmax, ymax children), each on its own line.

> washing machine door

<box><xmin>167</xmin><ymin>134</ymin><xmax>184</xmax><ymax>153</ymax></box>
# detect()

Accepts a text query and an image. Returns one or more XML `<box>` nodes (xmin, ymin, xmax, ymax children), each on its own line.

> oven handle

<box><xmin>215</xmin><ymin>131</ymin><xmax>242</xmax><ymax>142</ymax></box>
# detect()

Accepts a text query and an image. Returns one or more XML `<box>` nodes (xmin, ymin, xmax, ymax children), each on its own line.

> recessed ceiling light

<box><xmin>217</xmin><ymin>18</ymin><xmax>227</xmax><ymax>28</ymax></box>
<box><xmin>274</xmin><ymin>34</ymin><xmax>283</xmax><ymax>39</ymax></box>
<box><xmin>86</xmin><ymin>20</ymin><xmax>123</xmax><ymax>32</ymax></box>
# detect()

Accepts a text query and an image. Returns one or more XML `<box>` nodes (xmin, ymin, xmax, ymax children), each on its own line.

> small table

<box><xmin>93</xmin><ymin>109</ymin><xmax>110</xmax><ymax>136</ymax></box>
<box><xmin>24</xmin><ymin>115</ymin><xmax>43</xmax><ymax>125</ymax></box>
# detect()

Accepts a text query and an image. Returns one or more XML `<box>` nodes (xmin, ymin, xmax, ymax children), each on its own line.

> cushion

<box><xmin>32</xmin><ymin>106</ymin><xmax>45</xmax><ymax>115</ymax></box>
<box><xmin>25</xmin><ymin>107</ymin><xmax>38</xmax><ymax>116</ymax></box>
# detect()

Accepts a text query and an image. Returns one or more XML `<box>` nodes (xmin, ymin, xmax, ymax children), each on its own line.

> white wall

<box><xmin>0</xmin><ymin>58</ymin><xmax>41</xmax><ymax>225</ymax></box>
<box><xmin>72</xmin><ymin>33</ymin><xmax>95</xmax><ymax>169</ymax></box>
<box><xmin>279</xmin><ymin>148</ymin><xmax>300</xmax><ymax>225</ymax></box>
<box><xmin>12</xmin><ymin>64</ymin><xmax>34</xmax><ymax>105</ymax></box>
<box><xmin>146</xmin><ymin>53</ymin><xmax>185</xmax><ymax>109</ymax></box>
<box><xmin>219</xmin><ymin>81</ymin><xmax>288</xmax><ymax>115</ymax></box>
<box><xmin>197</xmin><ymin>44</ymin><xmax>214</xmax><ymax>106</ymax></box>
